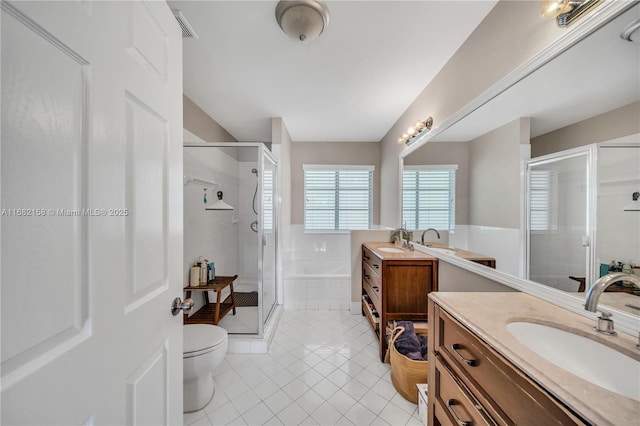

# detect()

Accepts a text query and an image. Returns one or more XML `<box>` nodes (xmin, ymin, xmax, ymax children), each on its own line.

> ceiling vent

<box><xmin>172</xmin><ymin>9</ymin><xmax>199</xmax><ymax>39</ymax></box>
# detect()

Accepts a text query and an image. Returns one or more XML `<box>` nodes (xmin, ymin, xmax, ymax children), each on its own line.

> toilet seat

<box><xmin>183</xmin><ymin>324</ymin><xmax>227</xmax><ymax>358</ymax></box>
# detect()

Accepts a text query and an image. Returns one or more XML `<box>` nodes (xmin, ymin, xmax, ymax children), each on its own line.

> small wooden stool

<box><xmin>183</xmin><ymin>275</ymin><xmax>237</xmax><ymax>325</ymax></box>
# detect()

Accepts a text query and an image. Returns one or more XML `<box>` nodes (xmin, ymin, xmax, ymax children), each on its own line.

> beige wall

<box><xmin>437</xmin><ymin>261</ymin><xmax>516</xmax><ymax>292</ymax></box>
<box><xmin>404</xmin><ymin>142</ymin><xmax>470</xmax><ymax>225</ymax></box>
<box><xmin>183</xmin><ymin>95</ymin><xmax>236</xmax><ymax>142</ymax></box>
<box><xmin>469</xmin><ymin>118</ymin><xmax>529</xmax><ymax>229</ymax></box>
<box><xmin>531</xmin><ymin>101</ymin><xmax>640</xmax><ymax>157</ymax></box>
<box><xmin>290</xmin><ymin>142</ymin><xmax>381</xmax><ymax>225</ymax></box>
<box><xmin>380</xmin><ymin>0</ymin><xmax>566</xmax><ymax>227</ymax></box>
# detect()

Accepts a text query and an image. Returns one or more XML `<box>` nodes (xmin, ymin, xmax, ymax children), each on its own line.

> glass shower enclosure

<box><xmin>183</xmin><ymin>142</ymin><xmax>278</xmax><ymax>336</ymax></box>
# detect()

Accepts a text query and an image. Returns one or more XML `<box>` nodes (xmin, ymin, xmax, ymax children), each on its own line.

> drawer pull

<box><xmin>372</xmin><ymin>286</ymin><xmax>379</xmax><ymax>291</ymax></box>
<box><xmin>446</xmin><ymin>399</ymin><xmax>471</xmax><ymax>426</ymax></box>
<box><xmin>364</xmin><ymin>273</ymin><xmax>371</xmax><ymax>280</ymax></box>
<box><xmin>451</xmin><ymin>343</ymin><xmax>477</xmax><ymax>366</ymax></box>
<box><xmin>372</xmin><ymin>264</ymin><xmax>380</xmax><ymax>269</ymax></box>
<box><xmin>363</xmin><ymin>255</ymin><xmax>370</xmax><ymax>260</ymax></box>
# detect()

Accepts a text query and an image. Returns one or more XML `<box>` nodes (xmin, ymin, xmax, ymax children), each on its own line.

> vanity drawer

<box><xmin>436</xmin><ymin>307</ymin><xmax>584</xmax><ymax>425</ymax></box>
<box><xmin>433</xmin><ymin>354</ymin><xmax>491</xmax><ymax>426</ymax></box>
<box><xmin>362</xmin><ymin>267</ymin><xmax>381</xmax><ymax>311</ymax></box>
<box><xmin>363</xmin><ymin>262</ymin><xmax>381</xmax><ymax>288</ymax></box>
<box><xmin>362</xmin><ymin>247</ymin><xmax>382</xmax><ymax>275</ymax></box>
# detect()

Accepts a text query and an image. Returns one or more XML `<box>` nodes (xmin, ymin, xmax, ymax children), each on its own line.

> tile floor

<box><xmin>184</xmin><ymin>310</ymin><xmax>424</xmax><ymax>426</ymax></box>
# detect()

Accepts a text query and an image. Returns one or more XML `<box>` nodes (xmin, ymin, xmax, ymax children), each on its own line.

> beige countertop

<box><xmin>363</xmin><ymin>242</ymin><xmax>436</xmax><ymax>260</ymax></box>
<box><xmin>430</xmin><ymin>292</ymin><xmax>640</xmax><ymax>426</ymax></box>
<box><xmin>423</xmin><ymin>242</ymin><xmax>495</xmax><ymax>262</ymax></box>
<box><xmin>363</xmin><ymin>241</ymin><xmax>495</xmax><ymax>262</ymax></box>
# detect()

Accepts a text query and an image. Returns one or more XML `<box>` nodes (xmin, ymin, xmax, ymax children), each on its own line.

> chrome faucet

<box><xmin>421</xmin><ymin>228</ymin><xmax>441</xmax><ymax>245</ymax></box>
<box><xmin>391</xmin><ymin>227</ymin><xmax>412</xmax><ymax>249</ymax></box>
<box><xmin>585</xmin><ymin>273</ymin><xmax>640</xmax><ymax>336</ymax></box>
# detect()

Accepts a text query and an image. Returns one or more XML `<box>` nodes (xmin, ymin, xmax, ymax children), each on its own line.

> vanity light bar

<box><xmin>396</xmin><ymin>117</ymin><xmax>434</xmax><ymax>146</ymax></box>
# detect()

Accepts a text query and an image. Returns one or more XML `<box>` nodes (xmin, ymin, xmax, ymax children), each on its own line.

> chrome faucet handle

<box><xmin>594</xmin><ymin>310</ymin><xmax>617</xmax><ymax>336</ymax></box>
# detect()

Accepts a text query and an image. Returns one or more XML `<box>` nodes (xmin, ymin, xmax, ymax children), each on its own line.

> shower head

<box><xmin>251</xmin><ymin>168</ymin><xmax>258</xmax><ymax>177</ymax></box>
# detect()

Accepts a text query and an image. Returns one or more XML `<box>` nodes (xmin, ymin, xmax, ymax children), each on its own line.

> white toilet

<box><xmin>183</xmin><ymin>324</ymin><xmax>228</xmax><ymax>413</ymax></box>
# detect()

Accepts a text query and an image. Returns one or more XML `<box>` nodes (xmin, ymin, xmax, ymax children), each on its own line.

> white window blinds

<box><xmin>304</xmin><ymin>165</ymin><xmax>373</xmax><ymax>230</ymax></box>
<box><xmin>529</xmin><ymin>169</ymin><xmax>558</xmax><ymax>232</ymax></box>
<box><xmin>402</xmin><ymin>165</ymin><xmax>456</xmax><ymax>230</ymax></box>
<box><xmin>263</xmin><ymin>168</ymin><xmax>273</xmax><ymax>231</ymax></box>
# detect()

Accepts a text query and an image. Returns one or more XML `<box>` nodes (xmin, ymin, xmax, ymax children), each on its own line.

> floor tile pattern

<box><xmin>184</xmin><ymin>310</ymin><xmax>423</xmax><ymax>426</ymax></box>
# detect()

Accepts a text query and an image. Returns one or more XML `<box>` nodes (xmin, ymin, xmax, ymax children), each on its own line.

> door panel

<box><xmin>1</xmin><ymin>1</ymin><xmax>183</xmax><ymax>423</ymax></box>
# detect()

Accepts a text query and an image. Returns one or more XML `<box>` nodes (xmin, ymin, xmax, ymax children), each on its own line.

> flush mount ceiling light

<box><xmin>275</xmin><ymin>0</ymin><xmax>330</xmax><ymax>42</ymax></box>
<box><xmin>539</xmin><ymin>0</ymin><xmax>603</xmax><ymax>27</ymax></box>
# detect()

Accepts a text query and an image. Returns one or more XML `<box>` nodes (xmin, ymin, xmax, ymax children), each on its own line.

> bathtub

<box><xmin>284</xmin><ymin>260</ymin><xmax>351</xmax><ymax>310</ymax></box>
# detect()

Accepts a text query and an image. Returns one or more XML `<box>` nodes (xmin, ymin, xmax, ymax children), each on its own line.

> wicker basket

<box><xmin>385</xmin><ymin>325</ymin><xmax>428</xmax><ymax>404</ymax></box>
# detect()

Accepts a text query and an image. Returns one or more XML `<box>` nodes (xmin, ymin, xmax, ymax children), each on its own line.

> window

<box><xmin>263</xmin><ymin>168</ymin><xmax>273</xmax><ymax>231</ymax></box>
<box><xmin>529</xmin><ymin>169</ymin><xmax>558</xmax><ymax>232</ymax></box>
<box><xmin>304</xmin><ymin>165</ymin><xmax>373</xmax><ymax>230</ymax></box>
<box><xmin>402</xmin><ymin>165</ymin><xmax>456</xmax><ymax>230</ymax></box>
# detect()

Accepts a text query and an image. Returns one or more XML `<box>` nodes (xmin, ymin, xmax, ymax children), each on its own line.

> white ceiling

<box><xmin>169</xmin><ymin>0</ymin><xmax>497</xmax><ymax>142</ymax></box>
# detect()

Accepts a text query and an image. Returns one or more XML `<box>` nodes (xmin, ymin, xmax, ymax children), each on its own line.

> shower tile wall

<box><xmin>183</xmin><ymin>148</ymin><xmax>240</xmax><ymax>316</ymax></box>
<box><xmin>597</xmin><ymin>145</ymin><xmax>640</xmax><ymax>268</ymax></box>
<box><xmin>237</xmin><ymin>161</ymin><xmax>259</xmax><ymax>292</ymax></box>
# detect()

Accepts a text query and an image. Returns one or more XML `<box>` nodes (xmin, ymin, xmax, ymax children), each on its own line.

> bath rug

<box><xmin>227</xmin><ymin>291</ymin><xmax>258</xmax><ymax>307</ymax></box>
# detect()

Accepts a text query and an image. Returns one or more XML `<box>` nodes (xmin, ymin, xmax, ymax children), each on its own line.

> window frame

<box><xmin>303</xmin><ymin>164</ymin><xmax>374</xmax><ymax>231</ymax></box>
<box><xmin>402</xmin><ymin>164</ymin><xmax>457</xmax><ymax>231</ymax></box>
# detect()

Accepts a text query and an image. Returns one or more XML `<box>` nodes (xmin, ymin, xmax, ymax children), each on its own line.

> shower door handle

<box><xmin>263</xmin><ymin>234</ymin><xmax>267</xmax><ymax>246</ymax></box>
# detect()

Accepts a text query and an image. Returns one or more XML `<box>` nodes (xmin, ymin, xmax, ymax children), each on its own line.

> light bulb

<box><xmin>407</xmin><ymin>126</ymin><xmax>416</xmax><ymax>136</ymax></box>
<box><xmin>415</xmin><ymin>120</ymin><xmax>426</xmax><ymax>131</ymax></box>
<box><xmin>402</xmin><ymin>133</ymin><xmax>408</xmax><ymax>140</ymax></box>
<box><xmin>397</xmin><ymin>136</ymin><xmax>405</xmax><ymax>144</ymax></box>
<box><xmin>540</xmin><ymin>0</ymin><xmax>571</xmax><ymax>20</ymax></box>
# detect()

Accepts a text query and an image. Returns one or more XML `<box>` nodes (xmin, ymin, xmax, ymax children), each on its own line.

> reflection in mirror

<box><xmin>527</xmin><ymin>148</ymin><xmax>591</xmax><ymax>291</ymax></box>
<box><xmin>401</xmin><ymin>3</ymin><xmax>640</xmax><ymax>318</ymax></box>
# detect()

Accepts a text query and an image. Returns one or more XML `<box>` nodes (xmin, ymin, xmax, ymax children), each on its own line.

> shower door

<box><xmin>260</xmin><ymin>149</ymin><xmax>278</xmax><ymax>330</ymax></box>
<box><xmin>526</xmin><ymin>147</ymin><xmax>594</xmax><ymax>292</ymax></box>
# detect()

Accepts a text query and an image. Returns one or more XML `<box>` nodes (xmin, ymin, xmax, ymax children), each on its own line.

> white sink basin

<box><xmin>377</xmin><ymin>247</ymin><xmax>405</xmax><ymax>253</ymax></box>
<box><xmin>507</xmin><ymin>322</ymin><xmax>640</xmax><ymax>401</ymax></box>
<box><xmin>428</xmin><ymin>247</ymin><xmax>457</xmax><ymax>256</ymax></box>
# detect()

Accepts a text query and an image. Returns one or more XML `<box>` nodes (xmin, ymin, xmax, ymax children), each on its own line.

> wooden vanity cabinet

<box><xmin>427</xmin><ymin>298</ymin><xmax>585</xmax><ymax>426</ymax></box>
<box><xmin>362</xmin><ymin>244</ymin><xmax>438</xmax><ymax>362</ymax></box>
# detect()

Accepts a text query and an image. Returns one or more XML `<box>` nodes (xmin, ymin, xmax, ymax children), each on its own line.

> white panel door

<box><xmin>1</xmin><ymin>1</ymin><xmax>183</xmax><ymax>424</ymax></box>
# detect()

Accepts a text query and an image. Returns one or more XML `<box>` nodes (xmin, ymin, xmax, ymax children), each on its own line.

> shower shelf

<box><xmin>184</xmin><ymin>275</ymin><xmax>238</xmax><ymax>325</ymax></box>
<box><xmin>183</xmin><ymin>174</ymin><xmax>219</xmax><ymax>189</ymax></box>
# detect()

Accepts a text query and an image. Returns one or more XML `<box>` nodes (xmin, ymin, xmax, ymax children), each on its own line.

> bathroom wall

<box><xmin>529</xmin><ymin>157</ymin><xmax>588</xmax><ymax>292</ymax></box>
<box><xmin>597</xmin><ymin>142</ymin><xmax>640</xmax><ymax>268</ymax></box>
<box><xmin>437</xmin><ymin>260</ymin><xmax>517</xmax><ymax>292</ymax></box>
<box><xmin>284</xmin><ymin>225</ymin><xmax>351</xmax><ymax>310</ymax></box>
<box><xmin>290</xmin><ymin>141</ymin><xmax>381</xmax><ymax>225</ymax></box>
<box><xmin>237</xmin><ymin>158</ymin><xmax>259</xmax><ymax>290</ymax></box>
<box><xmin>183</xmin><ymin>147</ymin><xmax>241</xmax><ymax>314</ymax></box>
<box><xmin>271</xmin><ymin>117</ymin><xmax>293</xmax><ymax>305</ymax></box>
<box><xmin>530</xmin><ymin>102</ymin><xmax>640</xmax><ymax>157</ymax></box>
<box><xmin>183</xmin><ymin>95</ymin><xmax>236</xmax><ymax>142</ymax></box>
<box><xmin>380</xmin><ymin>0</ymin><xmax>566</xmax><ymax>227</ymax></box>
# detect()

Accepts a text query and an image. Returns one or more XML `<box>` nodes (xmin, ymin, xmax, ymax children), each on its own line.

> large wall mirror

<box><xmin>400</xmin><ymin>2</ymin><xmax>640</xmax><ymax>330</ymax></box>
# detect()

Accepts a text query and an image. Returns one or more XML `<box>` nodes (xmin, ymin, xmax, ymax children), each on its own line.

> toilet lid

<box><xmin>184</xmin><ymin>324</ymin><xmax>227</xmax><ymax>354</ymax></box>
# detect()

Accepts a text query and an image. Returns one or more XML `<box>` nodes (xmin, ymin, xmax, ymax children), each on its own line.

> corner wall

<box><xmin>183</xmin><ymin>94</ymin><xmax>237</xmax><ymax>142</ymax></box>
